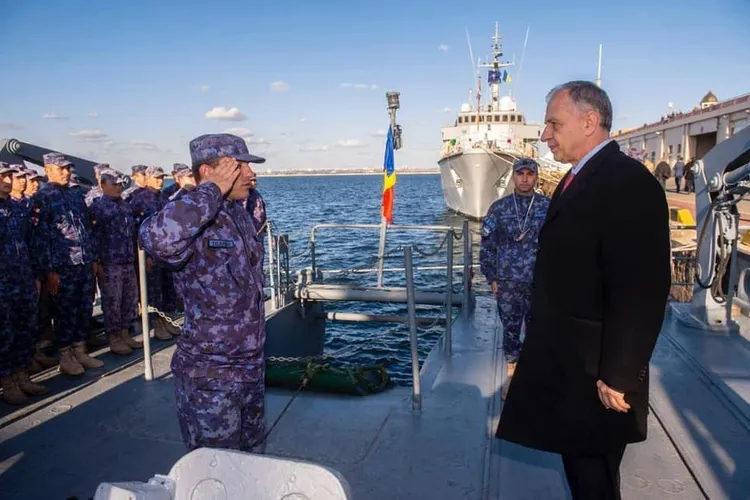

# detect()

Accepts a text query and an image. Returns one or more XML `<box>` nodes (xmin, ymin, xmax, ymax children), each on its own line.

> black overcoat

<box><xmin>496</xmin><ymin>141</ymin><xmax>672</xmax><ymax>454</ymax></box>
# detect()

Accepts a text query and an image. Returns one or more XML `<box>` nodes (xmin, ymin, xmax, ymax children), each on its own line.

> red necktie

<box><xmin>562</xmin><ymin>172</ymin><xmax>575</xmax><ymax>193</ymax></box>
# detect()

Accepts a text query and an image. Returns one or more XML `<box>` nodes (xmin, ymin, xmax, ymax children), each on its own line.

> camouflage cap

<box><xmin>512</xmin><ymin>157</ymin><xmax>538</xmax><ymax>173</ymax></box>
<box><xmin>189</xmin><ymin>133</ymin><xmax>266</xmax><ymax>165</ymax></box>
<box><xmin>172</xmin><ymin>163</ymin><xmax>191</xmax><ymax>177</ymax></box>
<box><xmin>131</xmin><ymin>164</ymin><xmax>148</xmax><ymax>174</ymax></box>
<box><xmin>0</xmin><ymin>162</ymin><xmax>18</xmax><ymax>175</ymax></box>
<box><xmin>100</xmin><ymin>169</ymin><xmax>126</xmax><ymax>185</ymax></box>
<box><xmin>27</xmin><ymin>171</ymin><xmax>46</xmax><ymax>181</ymax></box>
<box><xmin>94</xmin><ymin>163</ymin><xmax>110</xmax><ymax>174</ymax></box>
<box><xmin>43</xmin><ymin>152</ymin><xmax>73</xmax><ymax>168</ymax></box>
<box><xmin>10</xmin><ymin>164</ymin><xmax>27</xmax><ymax>177</ymax></box>
<box><xmin>146</xmin><ymin>166</ymin><xmax>166</xmax><ymax>178</ymax></box>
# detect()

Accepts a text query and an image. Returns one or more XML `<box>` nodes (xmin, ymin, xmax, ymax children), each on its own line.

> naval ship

<box><xmin>438</xmin><ymin>22</ymin><xmax>542</xmax><ymax>220</ymax></box>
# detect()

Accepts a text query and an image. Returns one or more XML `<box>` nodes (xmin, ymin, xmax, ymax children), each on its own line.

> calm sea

<box><xmin>257</xmin><ymin>174</ymin><xmax>488</xmax><ymax>385</ymax></box>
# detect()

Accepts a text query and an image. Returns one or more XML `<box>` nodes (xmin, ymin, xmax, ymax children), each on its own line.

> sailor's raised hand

<box><xmin>204</xmin><ymin>158</ymin><xmax>241</xmax><ymax>196</ymax></box>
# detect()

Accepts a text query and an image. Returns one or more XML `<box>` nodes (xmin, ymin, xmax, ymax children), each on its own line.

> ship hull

<box><xmin>438</xmin><ymin>148</ymin><xmax>515</xmax><ymax>219</ymax></box>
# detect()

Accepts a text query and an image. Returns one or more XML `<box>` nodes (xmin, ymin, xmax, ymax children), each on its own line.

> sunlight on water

<box><xmin>259</xmin><ymin>174</ymin><xmax>488</xmax><ymax>385</ymax></box>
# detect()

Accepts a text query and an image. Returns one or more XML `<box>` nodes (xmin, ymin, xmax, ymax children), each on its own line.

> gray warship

<box><xmin>438</xmin><ymin>22</ymin><xmax>542</xmax><ymax>220</ymax></box>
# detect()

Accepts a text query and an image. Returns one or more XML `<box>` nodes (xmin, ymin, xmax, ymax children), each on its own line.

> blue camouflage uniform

<box><xmin>128</xmin><ymin>167</ymin><xmax>168</xmax><ymax>310</ymax></box>
<box><xmin>139</xmin><ymin>133</ymin><xmax>267</xmax><ymax>453</ymax></box>
<box><xmin>84</xmin><ymin>163</ymin><xmax>110</xmax><ymax>207</ymax></box>
<box><xmin>30</xmin><ymin>154</ymin><xmax>97</xmax><ymax>348</ymax></box>
<box><xmin>480</xmin><ymin>158</ymin><xmax>550</xmax><ymax>363</ymax></box>
<box><xmin>243</xmin><ymin>189</ymin><xmax>267</xmax><ymax>235</ymax></box>
<box><xmin>90</xmin><ymin>172</ymin><xmax>139</xmax><ymax>342</ymax></box>
<box><xmin>0</xmin><ymin>164</ymin><xmax>37</xmax><ymax>377</ymax></box>
<box><xmin>161</xmin><ymin>163</ymin><xmax>194</xmax><ymax>312</ymax></box>
<box><xmin>121</xmin><ymin>165</ymin><xmax>148</xmax><ymax>201</ymax></box>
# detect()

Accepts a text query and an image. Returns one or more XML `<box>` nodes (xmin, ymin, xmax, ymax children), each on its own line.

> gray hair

<box><xmin>546</xmin><ymin>80</ymin><xmax>613</xmax><ymax>131</ymax></box>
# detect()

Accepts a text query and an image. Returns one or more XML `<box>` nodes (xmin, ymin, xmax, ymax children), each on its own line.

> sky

<box><xmin>1</xmin><ymin>0</ymin><xmax>749</xmax><ymax>173</ymax></box>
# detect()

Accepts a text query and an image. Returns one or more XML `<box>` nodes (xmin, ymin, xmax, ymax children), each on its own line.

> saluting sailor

<box><xmin>479</xmin><ymin>157</ymin><xmax>550</xmax><ymax>399</ymax></box>
<box><xmin>139</xmin><ymin>133</ymin><xmax>268</xmax><ymax>453</ymax></box>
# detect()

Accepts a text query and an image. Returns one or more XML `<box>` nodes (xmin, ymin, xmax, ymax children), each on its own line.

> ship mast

<box><xmin>477</xmin><ymin>21</ymin><xmax>514</xmax><ymax>112</ymax></box>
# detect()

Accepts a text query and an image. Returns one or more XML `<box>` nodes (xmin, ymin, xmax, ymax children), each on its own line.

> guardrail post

<box><xmin>138</xmin><ymin>248</ymin><xmax>154</xmax><ymax>381</ymax></box>
<box><xmin>267</xmin><ymin>226</ymin><xmax>277</xmax><ymax>310</ymax></box>
<box><xmin>462</xmin><ymin>219</ymin><xmax>472</xmax><ymax>319</ymax></box>
<box><xmin>445</xmin><ymin>230</ymin><xmax>453</xmax><ymax>355</ymax></box>
<box><xmin>404</xmin><ymin>246</ymin><xmax>422</xmax><ymax>412</ymax></box>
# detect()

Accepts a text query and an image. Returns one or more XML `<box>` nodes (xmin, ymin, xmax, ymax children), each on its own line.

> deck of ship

<box><xmin>1</xmin><ymin>295</ymin><xmax>749</xmax><ymax>499</ymax></box>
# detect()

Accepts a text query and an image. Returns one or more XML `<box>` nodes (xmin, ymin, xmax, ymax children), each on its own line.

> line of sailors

<box><xmin>1</xmin><ymin>154</ymin><xmax>266</xmax><ymax>405</ymax></box>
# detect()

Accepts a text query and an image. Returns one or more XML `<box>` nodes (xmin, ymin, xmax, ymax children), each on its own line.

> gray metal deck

<box><xmin>1</xmin><ymin>296</ymin><xmax>748</xmax><ymax>499</ymax></box>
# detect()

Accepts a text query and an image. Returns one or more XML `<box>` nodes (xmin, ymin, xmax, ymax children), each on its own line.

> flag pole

<box><xmin>377</xmin><ymin>92</ymin><xmax>401</xmax><ymax>287</ymax></box>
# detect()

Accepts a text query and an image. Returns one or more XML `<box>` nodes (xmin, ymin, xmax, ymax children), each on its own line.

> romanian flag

<box><xmin>381</xmin><ymin>125</ymin><xmax>397</xmax><ymax>224</ymax></box>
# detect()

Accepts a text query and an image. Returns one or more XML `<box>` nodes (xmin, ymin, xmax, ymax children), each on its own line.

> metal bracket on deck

<box><xmin>675</xmin><ymin>126</ymin><xmax>750</xmax><ymax>333</ymax></box>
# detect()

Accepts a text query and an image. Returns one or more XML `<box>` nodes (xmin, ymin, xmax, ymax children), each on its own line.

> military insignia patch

<box><xmin>207</xmin><ymin>239</ymin><xmax>235</xmax><ymax>249</ymax></box>
<box><xmin>481</xmin><ymin>217</ymin><xmax>495</xmax><ymax>237</ymax></box>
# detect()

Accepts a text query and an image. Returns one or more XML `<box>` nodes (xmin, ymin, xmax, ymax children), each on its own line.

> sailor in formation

<box><xmin>30</xmin><ymin>153</ymin><xmax>104</xmax><ymax>376</ymax></box>
<box><xmin>10</xmin><ymin>167</ymin><xmax>31</xmax><ymax>211</ymax></box>
<box><xmin>122</xmin><ymin>164</ymin><xmax>148</xmax><ymax>201</ymax></box>
<box><xmin>243</xmin><ymin>174</ymin><xmax>266</xmax><ymax>234</ymax></box>
<box><xmin>480</xmin><ymin>157</ymin><xmax>550</xmax><ymax>399</ymax></box>
<box><xmin>89</xmin><ymin>170</ymin><xmax>142</xmax><ymax>355</ymax></box>
<box><xmin>167</xmin><ymin>163</ymin><xmax>197</xmax><ymax>201</ymax></box>
<box><xmin>139</xmin><ymin>133</ymin><xmax>268</xmax><ymax>453</ymax></box>
<box><xmin>1</xmin><ymin>163</ymin><xmax>50</xmax><ymax>404</ymax></box>
<box><xmin>84</xmin><ymin>163</ymin><xmax>111</xmax><ymax>207</ymax></box>
<box><xmin>24</xmin><ymin>170</ymin><xmax>44</xmax><ymax>198</ymax></box>
<box><xmin>129</xmin><ymin>166</ymin><xmax>174</xmax><ymax>340</ymax></box>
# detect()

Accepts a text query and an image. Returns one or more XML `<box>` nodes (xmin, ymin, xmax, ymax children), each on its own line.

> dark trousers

<box><xmin>561</xmin><ymin>443</ymin><xmax>627</xmax><ymax>500</ymax></box>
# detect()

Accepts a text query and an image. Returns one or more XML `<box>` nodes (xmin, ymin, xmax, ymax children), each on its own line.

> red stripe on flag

<box><xmin>382</xmin><ymin>186</ymin><xmax>394</xmax><ymax>224</ymax></box>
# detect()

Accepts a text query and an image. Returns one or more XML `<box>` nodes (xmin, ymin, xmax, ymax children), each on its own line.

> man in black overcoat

<box><xmin>496</xmin><ymin>81</ymin><xmax>672</xmax><ymax>499</ymax></box>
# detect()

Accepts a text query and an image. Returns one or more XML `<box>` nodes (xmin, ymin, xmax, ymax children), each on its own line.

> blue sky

<box><xmin>1</xmin><ymin>0</ymin><xmax>748</xmax><ymax>172</ymax></box>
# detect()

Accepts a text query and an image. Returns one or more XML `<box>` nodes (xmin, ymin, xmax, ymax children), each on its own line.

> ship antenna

<box><xmin>595</xmin><ymin>44</ymin><xmax>603</xmax><ymax>87</ymax></box>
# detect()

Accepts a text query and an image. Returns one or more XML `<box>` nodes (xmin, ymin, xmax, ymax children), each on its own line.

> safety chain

<box><xmin>145</xmin><ymin>305</ymin><xmax>185</xmax><ymax>329</ymax></box>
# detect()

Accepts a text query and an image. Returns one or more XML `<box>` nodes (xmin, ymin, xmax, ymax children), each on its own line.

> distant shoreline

<box><xmin>258</xmin><ymin>171</ymin><xmax>440</xmax><ymax>178</ymax></box>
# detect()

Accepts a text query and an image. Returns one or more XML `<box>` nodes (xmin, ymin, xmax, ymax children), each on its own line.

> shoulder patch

<box><xmin>481</xmin><ymin>216</ymin><xmax>496</xmax><ymax>237</ymax></box>
<box><xmin>207</xmin><ymin>239</ymin><xmax>236</xmax><ymax>249</ymax></box>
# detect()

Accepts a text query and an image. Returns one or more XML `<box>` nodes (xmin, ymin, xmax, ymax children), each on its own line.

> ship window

<box><xmin>668</xmin><ymin>145</ymin><xmax>673</xmax><ymax>154</ymax></box>
<box><xmin>502</xmin><ymin>114</ymin><xmax>508</xmax><ymax>122</ymax></box>
<box><xmin>518</xmin><ymin>115</ymin><xmax>524</xmax><ymax>122</ymax></box>
<box><xmin>479</xmin><ymin>115</ymin><xmax>484</xmax><ymax>122</ymax></box>
<box><xmin>470</xmin><ymin>115</ymin><xmax>476</xmax><ymax>123</ymax></box>
<box><xmin>494</xmin><ymin>115</ymin><xmax>500</xmax><ymax>122</ymax></box>
<box><xmin>677</xmin><ymin>144</ymin><xmax>682</xmax><ymax>154</ymax></box>
<box><xmin>458</xmin><ymin>117</ymin><xmax>463</xmax><ymax>124</ymax></box>
<box><xmin>510</xmin><ymin>115</ymin><xmax>516</xmax><ymax>122</ymax></box>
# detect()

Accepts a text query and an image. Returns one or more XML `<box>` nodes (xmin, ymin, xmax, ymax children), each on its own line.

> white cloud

<box><xmin>438</xmin><ymin>44</ymin><xmax>449</xmax><ymax>52</ymax></box>
<box><xmin>87</xmin><ymin>112</ymin><xmax>99</xmax><ymax>118</ymax></box>
<box><xmin>224</xmin><ymin>127</ymin><xmax>253</xmax><ymax>139</ymax></box>
<box><xmin>205</xmin><ymin>106</ymin><xmax>247</xmax><ymax>121</ymax></box>
<box><xmin>270</xmin><ymin>81</ymin><xmax>290</xmax><ymax>91</ymax></box>
<box><xmin>299</xmin><ymin>116</ymin><xmax>307</xmax><ymax>122</ymax></box>
<box><xmin>335</xmin><ymin>139</ymin><xmax>368</xmax><ymax>148</ymax></box>
<box><xmin>247</xmin><ymin>137</ymin><xmax>270</xmax><ymax>145</ymax></box>
<box><xmin>442</xmin><ymin>107</ymin><xmax>452</xmax><ymax>113</ymax></box>
<box><xmin>200</xmin><ymin>84</ymin><xmax>210</xmax><ymax>93</ymax></box>
<box><xmin>372</xmin><ymin>129</ymin><xmax>387</xmax><ymax>137</ymax></box>
<box><xmin>70</xmin><ymin>129</ymin><xmax>108</xmax><ymax>140</ymax></box>
<box><xmin>340</xmin><ymin>83</ymin><xmax>378</xmax><ymax>90</ymax></box>
<box><xmin>42</xmin><ymin>113</ymin><xmax>67</xmax><ymax>120</ymax></box>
